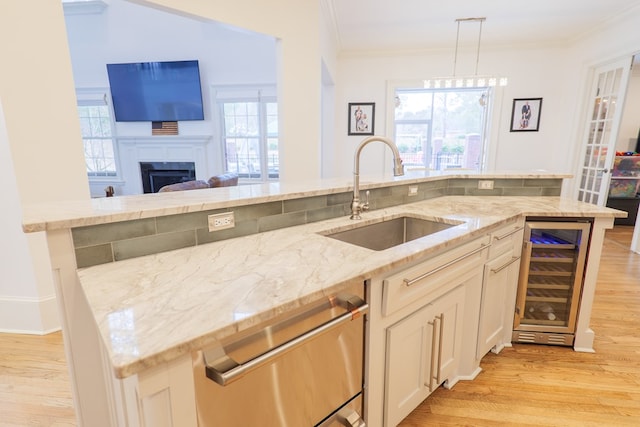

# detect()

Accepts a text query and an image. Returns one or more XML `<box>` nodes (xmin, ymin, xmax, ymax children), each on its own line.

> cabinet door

<box><xmin>384</xmin><ymin>285</ymin><xmax>465</xmax><ymax>427</ymax></box>
<box><xmin>477</xmin><ymin>251</ymin><xmax>520</xmax><ymax>358</ymax></box>
<box><xmin>384</xmin><ymin>304</ymin><xmax>433</xmax><ymax>427</ymax></box>
<box><xmin>432</xmin><ymin>284</ymin><xmax>465</xmax><ymax>384</ymax></box>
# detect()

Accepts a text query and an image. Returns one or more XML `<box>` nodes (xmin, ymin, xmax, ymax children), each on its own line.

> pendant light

<box><xmin>424</xmin><ymin>17</ymin><xmax>508</xmax><ymax>89</ymax></box>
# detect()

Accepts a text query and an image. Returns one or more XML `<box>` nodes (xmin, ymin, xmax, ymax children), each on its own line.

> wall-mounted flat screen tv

<box><xmin>106</xmin><ymin>60</ymin><xmax>204</xmax><ymax>122</ymax></box>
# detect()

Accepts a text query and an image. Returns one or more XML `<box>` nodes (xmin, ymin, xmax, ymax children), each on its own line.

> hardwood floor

<box><xmin>0</xmin><ymin>332</ymin><xmax>75</xmax><ymax>426</ymax></box>
<box><xmin>0</xmin><ymin>226</ymin><xmax>637</xmax><ymax>426</ymax></box>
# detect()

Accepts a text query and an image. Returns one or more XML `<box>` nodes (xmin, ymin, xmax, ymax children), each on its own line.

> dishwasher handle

<box><xmin>204</xmin><ymin>296</ymin><xmax>368</xmax><ymax>386</ymax></box>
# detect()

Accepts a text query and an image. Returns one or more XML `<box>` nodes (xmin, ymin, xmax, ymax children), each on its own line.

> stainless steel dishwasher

<box><xmin>192</xmin><ymin>281</ymin><xmax>368</xmax><ymax>426</ymax></box>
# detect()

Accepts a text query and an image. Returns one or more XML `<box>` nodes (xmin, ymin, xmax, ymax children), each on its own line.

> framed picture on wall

<box><xmin>510</xmin><ymin>98</ymin><xmax>543</xmax><ymax>132</ymax></box>
<box><xmin>348</xmin><ymin>102</ymin><xmax>375</xmax><ymax>135</ymax></box>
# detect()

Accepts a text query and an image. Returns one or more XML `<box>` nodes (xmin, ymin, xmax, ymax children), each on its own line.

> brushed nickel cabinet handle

<box><xmin>491</xmin><ymin>256</ymin><xmax>520</xmax><ymax>274</ymax></box>
<box><xmin>494</xmin><ymin>226</ymin><xmax>524</xmax><ymax>241</ymax></box>
<box><xmin>427</xmin><ymin>318</ymin><xmax>438</xmax><ymax>392</ymax></box>
<box><xmin>435</xmin><ymin>314</ymin><xmax>444</xmax><ymax>386</ymax></box>
<box><xmin>403</xmin><ymin>244</ymin><xmax>488</xmax><ymax>287</ymax></box>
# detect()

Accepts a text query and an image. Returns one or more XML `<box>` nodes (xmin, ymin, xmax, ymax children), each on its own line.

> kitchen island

<box><xmin>22</xmin><ymin>172</ymin><xmax>625</xmax><ymax>426</ymax></box>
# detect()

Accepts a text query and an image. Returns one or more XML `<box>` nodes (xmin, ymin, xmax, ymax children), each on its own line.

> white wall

<box><xmin>138</xmin><ymin>0</ymin><xmax>324</xmax><ymax>182</ymax></box>
<box><xmin>0</xmin><ymin>0</ymin><xmax>329</xmax><ymax>333</ymax></box>
<box><xmin>0</xmin><ymin>0</ymin><xmax>90</xmax><ymax>333</ymax></box>
<box><xmin>333</xmin><ymin>44</ymin><xmax>577</xmax><ymax>179</ymax></box>
<box><xmin>64</xmin><ymin>0</ymin><xmax>279</xmax><ymax>195</ymax></box>
<box><xmin>320</xmin><ymin>1</ymin><xmax>339</xmax><ymax>178</ymax></box>
<box><xmin>0</xmin><ymin>101</ymin><xmax>58</xmax><ymax>333</ymax></box>
<box><xmin>618</xmin><ymin>66</ymin><xmax>640</xmax><ymax>152</ymax></box>
<box><xmin>561</xmin><ymin>7</ymin><xmax>640</xmax><ymax>195</ymax></box>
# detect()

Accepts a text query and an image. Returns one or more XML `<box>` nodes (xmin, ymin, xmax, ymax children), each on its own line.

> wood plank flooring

<box><xmin>0</xmin><ymin>226</ymin><xmax>638</xmax><ymax>426</ymax></box>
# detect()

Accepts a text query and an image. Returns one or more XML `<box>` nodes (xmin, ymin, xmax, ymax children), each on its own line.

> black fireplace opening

<box><xmin>140</xmin><ymin>162</ymin><xmax>196</xmax><ymax>193</ymax></box>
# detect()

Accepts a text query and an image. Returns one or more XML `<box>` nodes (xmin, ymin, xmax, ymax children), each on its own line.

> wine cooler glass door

<box><xmin>514</xmin><ymin>221</ymin><xmax>591</xmax><ymax>337</ymax></box>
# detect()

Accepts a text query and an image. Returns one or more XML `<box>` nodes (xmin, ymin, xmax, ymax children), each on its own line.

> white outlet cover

<box><xmin>208</xmin><ymin>212</ymin><xmax>235</xmax><ymax>232</ymax></box>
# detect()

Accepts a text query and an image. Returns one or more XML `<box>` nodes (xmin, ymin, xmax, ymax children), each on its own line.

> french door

<box><xmin>576</xmin><ymin>57</ymin><xmax>632</xmax><ymax>205</ymax></box>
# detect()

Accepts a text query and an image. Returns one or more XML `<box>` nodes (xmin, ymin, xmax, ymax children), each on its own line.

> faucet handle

<box><xmin>362</xmin><ymin>190</ymin><xmax>370</xmax><ymax>212</ymax></box>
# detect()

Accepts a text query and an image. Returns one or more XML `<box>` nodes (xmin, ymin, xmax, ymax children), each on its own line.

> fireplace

<box><xmin>140</xmin><ymin>162</ymin><xmax>196</xmax><ymax>193</ymax></box>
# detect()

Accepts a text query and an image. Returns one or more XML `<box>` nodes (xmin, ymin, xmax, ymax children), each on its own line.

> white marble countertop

<box><xmin>75</xmin><ymin>195</ymin><xmax>623</xmax><ymax>379</ymax></box>
<box><xmin>21</xmin><ymin>170</ymin><xmax>571</xmax><ymax>232</ymax></box>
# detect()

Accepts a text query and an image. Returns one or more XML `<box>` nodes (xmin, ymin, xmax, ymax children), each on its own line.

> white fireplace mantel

<box><xmin>118</xmin><ymin>135</ymin><xmax>213</xmax><ymax>195</ymax></box>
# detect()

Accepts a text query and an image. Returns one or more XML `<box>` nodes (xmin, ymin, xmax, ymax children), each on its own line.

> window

<box><xmin>216</xmin><ymin>87</ymin><xmax>278</xmax><ymax>181</ymax></box>
<box><xmin>394</xmin><ymin>87</ymin><xmax>489</xmax><ymax>171</ymax></box>
<box><xmin>77</xmin><ymin>93</ymin><xmax>117</xmax><ymax>177</ymax></box>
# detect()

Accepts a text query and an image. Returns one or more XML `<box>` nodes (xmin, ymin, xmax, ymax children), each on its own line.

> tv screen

<box><xmin>106</xmin><ymin>60</ymin><xmax>204</xmax><ymax>122</ymax></box>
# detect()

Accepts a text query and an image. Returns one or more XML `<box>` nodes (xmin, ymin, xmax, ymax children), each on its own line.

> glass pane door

<box><xmin>577</xmin><ymin>58</ymin><xmax>631</xmax><ymax>205</ymax></box>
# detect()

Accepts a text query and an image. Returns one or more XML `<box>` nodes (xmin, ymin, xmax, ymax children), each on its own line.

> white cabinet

<box><xmin>476</xmin><ymin>220</ymin><xmax>524</xmax><ymax>358</ymax></box>
<box><xmin>476</xmin><ymin>251</ymin><xmax>520</xmax><ymax>357</ymax></box>
<box><xmin>384</xmin><ymin>285</ymin><xmax>465</xmax><ymax>427</ymax></box>
<box><xmin>372</xmin><ymin>236</ymin><xmax>489</xmax><ymax>426</ymax></box>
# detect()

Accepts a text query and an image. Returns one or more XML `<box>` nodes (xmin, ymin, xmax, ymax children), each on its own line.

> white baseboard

<box><xmin>0</xmin><ymin>294</ymin><xmax>61</xmax><ymax>335</ymax></box>
<box><xmin>448</xmin><ymin>366</ymin><xmax>483</xmax><ymax>386</ymax></box>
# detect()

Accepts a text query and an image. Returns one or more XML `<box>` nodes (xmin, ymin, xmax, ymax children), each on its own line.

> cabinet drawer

<box><xmin>488</xmin><ymin>220</ymin><xmax>524</xmax><ymax>259</ymax></box>
<box><xmin>382</xmin><ymin>236</ymin><xmax>489</xmax><ymax>317</ymax></box>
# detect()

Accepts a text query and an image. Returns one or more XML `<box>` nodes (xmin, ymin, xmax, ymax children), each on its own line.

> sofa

<box><xmin>158</xmin><ymin>173</ymin><xmax>239</xmax><ymax>192</ymax></box>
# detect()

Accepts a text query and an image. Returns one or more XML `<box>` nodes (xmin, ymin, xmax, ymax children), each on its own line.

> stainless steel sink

<box><xmin>322</xmin><ymin>216</ymin><xmax>462</xmax><ymax>251</ymax></box>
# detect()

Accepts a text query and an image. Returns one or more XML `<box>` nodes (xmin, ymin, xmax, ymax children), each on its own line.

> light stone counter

<box><xmin>22</xmin><ymin>170</ymin><xmax>570</xmax><ymax>232</ymax></box>
<box><xmin>75</xmin><ymin>195</ymin><xmax>624</xmax><ymax>379</ymax></box>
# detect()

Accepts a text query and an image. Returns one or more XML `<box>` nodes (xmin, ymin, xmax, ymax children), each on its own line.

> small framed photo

<box><xmin>510</xmin><ymin>98</ymin><xmax>543</xmax><ymax>132</ymax></box>
<box><xmin>348</xmin><ymin>102</ymin><xmax>375</xmax><ymax>135</ymax></box>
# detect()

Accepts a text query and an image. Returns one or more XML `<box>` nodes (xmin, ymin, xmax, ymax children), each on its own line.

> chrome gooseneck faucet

<box><xmin>351</xmin><ymin>136</ymin><xmax>405</xmax><ymax>219</ymax></box>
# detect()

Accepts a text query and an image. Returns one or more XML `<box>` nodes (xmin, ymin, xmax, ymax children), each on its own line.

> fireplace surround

<box><xmin>140</xmin><ymin>161</ymin><xmax>196</xmax><ymax>193</ymax></box>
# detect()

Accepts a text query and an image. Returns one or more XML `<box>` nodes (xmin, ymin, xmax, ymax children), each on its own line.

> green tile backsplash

<box><xmin>72</xmin><ymin>177</ymin><xmax>562</xmax><ymax>268</ymax></box>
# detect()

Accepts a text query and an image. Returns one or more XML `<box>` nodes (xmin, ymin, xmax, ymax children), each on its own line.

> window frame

<box><xmin>390</xmin><ymin>81</ymin><xmax>493</xmax><ymax>172</ymax></box>
<box><xmin>214</xmin><ymin>85</ymin><xmax>279</xmax><ymax>183</ymax></box>
<box><xmin>76</xmin><ymin>89</ymin><xmax>120</xmax><ymax>180</ymax></box>
<box><xmin>390</xmin><ymin>83</ymin><xmax>493</xmax><ymax>173</ymax></box>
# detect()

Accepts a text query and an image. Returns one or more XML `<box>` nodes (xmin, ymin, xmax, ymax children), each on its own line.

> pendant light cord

<box><xmin>453</xmin><ymin>17</ymin><xmax>486</xmax><ymax>78</ymax></box>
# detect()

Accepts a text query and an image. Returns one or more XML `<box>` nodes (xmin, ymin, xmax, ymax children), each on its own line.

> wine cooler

<box><xmin>512</xmin><ymin>219</ymin><xmax>591</xmax><ymax>346</ymax></box>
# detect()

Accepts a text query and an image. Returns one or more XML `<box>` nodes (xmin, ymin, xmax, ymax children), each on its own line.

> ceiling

<box><xmin>330</xmin><ymin>0</ymin><xmax>640</xmax><ymax>54</ymax></box>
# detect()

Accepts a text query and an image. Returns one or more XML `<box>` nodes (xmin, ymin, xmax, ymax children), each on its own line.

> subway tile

<box><xmin>447</xmin><ymin>178</ymin><xmax>479</xmax><ymax>189</ymax></box>
<box><xmin>446</xmin><ymin>187</ymin><xmax>466</xmax><ymax>196</ymax></box>
<box><xmin>75</xmin><ymin>244</ymin><xmax>113</xmax><ymax>268</ymax></box>
<box><xmin>541</xmin><ymin>187</ymin><xmax>562</xmax><ymax>196</ymax></box>
<box><xmin>156</xmin><ymin>210</ymin><xmax>221</xmax><ymax>233</ymax></box>
<box><xmin>493</xmin><ymin>179</ymin><xmax>525</xmax><ymax>188</ymax></box>
<box><xmin>503</xmin><ymin>187</ymin><xmax>543</xmax><ymax>196</ymax></box>
<box><xmin>196</xmin><ymin>219</ymin><xmax>258</xmax><ymax>244</ymax></box>
<box><xmin>390</xmin><ymin>185</ymin><xmax>411</xmax><ymax>197</ymax></box>
<box><xmin>258</xmin><ymin>211</ymin><xmax>307</xmax><ymax>232</ymax></box>
<box><xmin>70</xmin><ymin>177</ymin><xmax>563</xmax><ymax>266</ymax></box>
<box><xmin>327</xmin><ymin>192</ymin><xmax>352</xmax><ymax>206</ymax></box>
<box><xmin>113</xmin><ymin>230</ymin><xmax>196</xmax><ymax>261</ymax></box>
<box><xmin>423</xmin><ymin>188</ymin><xmax>447</xmax><ymax>200</ymax></box>
<box><xmin>465</xmin><ymin>187</ymin><xmax>504</xmax><ymax>196</ymax></box>
<box><xmin>232</xmin><ymin>202</ymin><xmax>283</xmax><ymax>222</ymax></box>
<box><xmin>367</xmin><ymin>186</ymin><xmax>393</xmax><ymax>199</ymax></box>
<box><xmin>370</xmin><ymin>194</ymin><xmax>406</xmax><ymax>210</ymax></box>
<box><xmin>524</xmin><ymin>178</ymin><xmax>562</xmax><ymax>187</ymax></box>
<box><xmin>284</xmin><ymin>196</ymin><xmax>326</xmax><ymax>213</ymax></box>
<box><xmin>72</xmin><ymin>218</ymin><xmax>156</xmax><ymax>248</ymax></box>
<box><xmin>307</xmin><ymin>204</ymin><xmax>349</xmax><ymax>223</ymax></box>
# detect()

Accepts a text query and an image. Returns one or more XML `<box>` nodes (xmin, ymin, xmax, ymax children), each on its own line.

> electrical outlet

<box><xmin>208</xmin><ymin>212</ymin><xmax>235</xmax><ymax>232</ymax></box>
<box><xmin>408</xmin><ymin>186</ymin><xmax>418</xmax><ymax>196</ymax></box>
<box><xmin>478</xmin><ymin>180</ymin><xmax>494</xmax><ymax>190</ymax></box>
